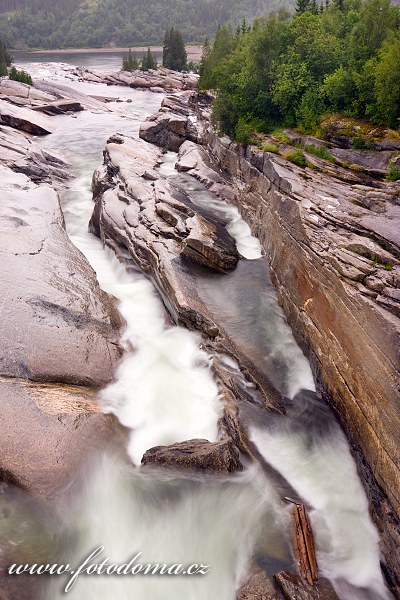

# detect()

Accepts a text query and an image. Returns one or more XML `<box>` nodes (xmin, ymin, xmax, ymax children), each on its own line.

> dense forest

<box><xmin>0</xmin><ymin>0</ymin><xmax>294</xmax><ymax>48</ymax></box>
<box><xmin>199</xmin><ymin>0</ymin><xmax>400</xmax><ymax>138</ymax></box>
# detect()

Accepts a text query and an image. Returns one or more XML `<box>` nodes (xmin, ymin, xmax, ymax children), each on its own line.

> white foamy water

<box><xmin>158</xmin><ymin>152</ymin><xmax>263</xmax><ymax>260</ymax></box>
<box><xmin>38</xmin><ymin>106</ymin><xmax>222</xmax><ymax>466</ymax></box>
<box><xmin>45</xmin><ymin>456</ymin><xmax>289</xmax><ymax>600</ymax></box>
<box><xmin>250</xmin><ymin>422</ymin><xmax>391</xmax><ymax>600</ymax></box>
<box><xmin>30</xmin><ymin>65</ymin><xmax>392</xmax><ymax>600</ymax></box>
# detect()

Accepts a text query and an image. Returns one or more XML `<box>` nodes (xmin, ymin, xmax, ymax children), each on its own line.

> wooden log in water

<box><xmin>291</xmin><ymin>503</ymin><xmax>318</xmax><ymax>586</ymax></box>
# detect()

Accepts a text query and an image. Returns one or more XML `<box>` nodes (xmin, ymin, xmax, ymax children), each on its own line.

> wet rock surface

<box><xmin>141</xmin><ymin>438</ymin><xmax>243</xmax><ymax>473</ymax></box>
<box><xmin>139</xmin><ymin>93</ymin><xmax>198</xmax><ymax>150</ymax></box>
<box><xmin>0</xmin><ymin>167</ymin><xmax>122</xmax><ymax>387</ymax></box>
<box><xmin>67</xmin><ymin>65</ymin><xmax>198</xmax><ymax>94</ymax></box>
<box><xmin>237</xmin><ymin>566</ymin><xmax>280</xmax><ymax>600</ymax></box>
<box><xmin>0</xmin><ymin>376</ymin><xmax>124</xmax><ymax>497</ymax></box>
<box><xmin>0</xmin><ymin>125</ymin><xmax>69</xmax><ymax>185</ymax></box>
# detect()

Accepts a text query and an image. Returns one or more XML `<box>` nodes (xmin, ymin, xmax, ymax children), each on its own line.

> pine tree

<box><xmin>199</xmin><ymin>37</ymin><xmax>211</xmax><ymax>77</ymax></box>
<box><xmin>162</xmin><ymin>27</ymin><xmax>187</xmax><ymax>72</ymax></box>
<box><xmin>162</xmin><ymin>28</ymin><xmax>171</xmax><ymax>67</ymax></box>
<box><xmin>0</xmin><ymin>60</ymin><xmax>7</xmax><ymax>77</ymax></box>
<box><xmin>122</xmin><ymin>48</ymin><xmax>139</xmax><ymax>72</ymax></box>
<box><xmin>0</xmin><ymin>39</ymin><xmax>12</xmax><ymax>67</ymax></box>
<box><xmin>296</xmin><ymin>0</ymin><xmax>312</xmax><ymax>13</ymax></box>
<box><xmin>141</xmin><ymin>47</ymin><xmax>156</xmax><ymax>71</ymax></box>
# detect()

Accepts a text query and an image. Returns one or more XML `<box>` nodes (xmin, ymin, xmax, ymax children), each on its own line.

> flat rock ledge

<box><xmin>0</xmin><ymin>97</ymin><xmax>55</xmax><ymax>135</ymax></box>
<box><xmin>0</xmin><ymin>160</ymin><xmax>124</xmax><ymax>499</ymax></box>
<box><xmin>0</xmin><ymin>166</ymin><xmax>122</xmax><ymax>386</ymax></box>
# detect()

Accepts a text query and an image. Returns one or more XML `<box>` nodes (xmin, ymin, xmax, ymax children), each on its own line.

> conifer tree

<box><xmin>162</xmin><ymin>27</ymin><xmax>187</xmax><ymax>72</ymax></box>
<box><xmin>141</xmin><ymin>47</ymin><xmax>157</xmax><ymax>71</ymax></box>
<box><xmin>296</xmin><ymin>0</ymin><xmax>312</xmax><ymax>13</ymax></box>
<box><xmin>122</xmin><ymin>48</ymin><xmax>139</xmax><ymax>72</ymax></box>
<box><xmin>0</xmin><ymin>39</ymin><xmax>12</xmax><ymax>67</ymax></box>
<box><xmin>0</xmin><ymin>60</ymin><xmax>7</xmax><ymax>76</ymax></box>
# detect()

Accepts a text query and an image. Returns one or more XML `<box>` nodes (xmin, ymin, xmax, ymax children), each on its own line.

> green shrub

<box><xmin>352</xmin><ymin>136</ymin><xmax>374</xmax><ymax>150</ymax></box>
<box><xmin>262</xmin><ymin>143</ymin><xmax>280</xmax><ymax>154</ymax></box>
<box><xmin>386</xmin><ymin>162</ymin><xmax>400</xmax><ymax>181</ymax></box>
<box><xmin>305</xmin><ymin>144</ymin><xmax>335</xmax><ymax>162</ymax></box>
<box><xmin>235</xmin><ymin>117</ymin><xmax>254</xmax><ymax>146</ymax></box>
<box><xmin>9</xmin><ymin>66</ymin><xmax>32</xmax><ymax>85</ymax></box>
<box><xmin>271</xmin><ymin>130</ymin><xmax>289</xmax><ymax>144</ymax></box>
<box><xmin>0</xmin><ymin>60</ymin><xmax>7</xmax><ymax>77</ymax></box>
<box><xmin>284</xmin><ymin>149</ymin><xmax>308</xmax><ymax>168</ymax></box>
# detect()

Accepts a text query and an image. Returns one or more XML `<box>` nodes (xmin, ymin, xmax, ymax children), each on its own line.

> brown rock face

<box><xmin>274</xmin><ymin>572</ymin><xmax>340</xmax><ymax>600</ymax></box>
<box><xmin>0</xmin><ymin>376</ymin><xmax>124</xmax><ymax>497</ymax></box>
<box><xmin>186</xmin><ymin>103</ymin><xmax>400</xmax><ymax>593</ymax></box>
<box><xmin>0</xmin><ymin>167</ymin><xmax>122</xmax><ymax>387</ymax></box>
<box><xmin>182</xmin><ymin>213</ymin><xmax>239</xmax><ymax>272</ymax></box>
<box><xmin>144</xmin><ymin>91</ymin><xmax>400</xmax><ymax>593</ymax></box>
<box><xmin>0</xmin><ymin>98</ymin><xmax>55</xmax><ymax>135</ymax></box>
<box><xmin>141</xmin><ymin>439</ymin><xmax>243</xmax><ymax>473</ymax></box>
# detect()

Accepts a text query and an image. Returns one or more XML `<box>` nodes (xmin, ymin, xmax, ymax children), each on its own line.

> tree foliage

<box><xmin>141</xmin><ymin>46</ymin><xmax>157</xmax><ymax>70</ymax></box>
<box><xmin>122</xmin><ymin>48</ymin><xmax>139</xmax><ymax>71</ymax></box>
<box><xmin>199</xmin><ymin>0</ymin><xmax>400</xmax><ymax>138</ymax></box>
<box><xmin>0</xmin><ymin>0</ymin><xmax>295</xmax><ymax>49</ymax></box>
<box><xmin>9</xmin><ymin>64</ymin><xmax>32</xmax><ymax>83</ymax></box>
<box><xmin>162</xmin><ymin>27</ymin><xmax>187</xmax><ymax>71</ymax></box>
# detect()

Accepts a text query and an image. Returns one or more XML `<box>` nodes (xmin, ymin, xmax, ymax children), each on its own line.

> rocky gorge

<box><xmin>0</xmin><ymin>67</ymin><xmax>398</xmax><ymax>600</ymax></box>
<box><xmin>138</xmin><ymin>91</ymin><xmax>400</xmax><ymax>595</ymax></box>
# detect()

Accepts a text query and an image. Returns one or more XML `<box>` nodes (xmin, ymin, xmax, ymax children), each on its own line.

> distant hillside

<box><xmin>0</xmin><ymin>0</ymin><xmax>295</xmax><ymax>49</ymax></box>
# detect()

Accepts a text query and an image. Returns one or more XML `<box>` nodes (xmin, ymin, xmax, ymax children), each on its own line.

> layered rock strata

<box><xmin>89</xmin><ymin>132</ymin><xmax>289</xmax><ymax>412</ymax></box>
<box><xmin>140</xmin><ymin>91</ymin><xmax>400</xmax><ymax>594</ymax></box>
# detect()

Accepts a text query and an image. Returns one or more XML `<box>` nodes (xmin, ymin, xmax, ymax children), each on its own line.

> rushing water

<box><xmin>10</xmin><ymin>63</ymin><xmax>390</xmax><ymax>599</ymax></box>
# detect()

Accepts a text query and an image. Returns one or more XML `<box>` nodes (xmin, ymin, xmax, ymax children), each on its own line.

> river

<box><xmin>6</xmin><ymin>57</ymin><xmax>393</xmax><ymax>599</ymax></box>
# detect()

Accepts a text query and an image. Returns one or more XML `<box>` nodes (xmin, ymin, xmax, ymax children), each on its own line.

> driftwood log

<box><xmin>291</xmin><ymin>503</ymin><xmax>318</xmax><ymax>585</ymax></box>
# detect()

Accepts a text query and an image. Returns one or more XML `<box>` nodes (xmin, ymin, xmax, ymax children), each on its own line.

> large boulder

<box><xmin>0</xmin><ymin>167</ymin><xmax>122</xmax><ymax>386</ymax></box>
<box><xmin>141</xmin><ymin>439</ymin><xmax>243</xmax><ymax>473</ymax></box>
<box><xmin>0</xmin><ymin>376</ymin><xmax>124</xmax><ymax>497</ymax></box>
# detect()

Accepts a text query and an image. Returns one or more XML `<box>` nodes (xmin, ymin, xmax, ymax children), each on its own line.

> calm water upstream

<box><xmin>8</xmin><ymin>58</ymin><xmax>391</xmax><ymax>599</ymax></box>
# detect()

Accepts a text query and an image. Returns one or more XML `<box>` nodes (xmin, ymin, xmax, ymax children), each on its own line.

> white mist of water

<box><xmin>158</xmin><ymin>152</ymin><xmax>263</xmax><ymax>260</ymax></box>
<box><xmin>45</xmin><ymin>455</ymin><xmax>286</xmax><ymax>600</ymax></box>
<box><xmin>250</xmin><ymin>424</ymin><xmax>391</xmax><ymax>600</ymax></box>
